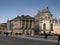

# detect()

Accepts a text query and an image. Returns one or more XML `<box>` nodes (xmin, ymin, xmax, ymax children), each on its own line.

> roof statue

<box><xmin>40</xmin><ymin>7</ymin><xmax>51</xmax><ymax>13</ymax></box>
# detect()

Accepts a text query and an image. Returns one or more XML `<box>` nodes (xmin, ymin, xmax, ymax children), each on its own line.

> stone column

<box><xmin>20</xmin><ymin>20</ymin><xmax>22</xmax><ymax>28</ymax></box>
<box><xmin>31</xmin><ymin>30</ymin><xmax>34</xmax><ymax>36</ymax></box>
<box><xmin>31</xmin><ymin>21</ymin><xmax>34</xmax><ymax>29</ymax></box>
<box><xmin>24</xmin><ymin>20</ymin><xmax>27</xmax><ymax>35</ymax></box>
<box><xmin>19</xmin><ymin>21</ymin><xmax>21</xmax><ymax>30</ymax></box>
<box><xmin>24</xmin><ymin>20</ymin><xmax>26</xmax><ymax>29</ymax></box>
<box><xmin>28</xmin><ymin>30</ymin><xmax>30</xmax><ymax>34</ymax></box>
<box><xmin>24</xmin><ymin>30</ymin><xmax>27</xmax><ymax>35</ymax></box>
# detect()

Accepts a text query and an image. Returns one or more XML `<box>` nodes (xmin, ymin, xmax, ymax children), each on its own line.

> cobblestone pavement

<box><xmin>26</xmin><ymin>35</ymin><xmax>58</xmax><ymax>40</ymax></box>
<box><xmin>0</xmin><ymin>35</ymin><xmax>60</xmax><ymax>45</ymax></box>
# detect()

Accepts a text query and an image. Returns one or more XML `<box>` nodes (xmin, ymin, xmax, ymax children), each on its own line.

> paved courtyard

<box><xmin>0</xmin><ymin>35</ymin><xmax>60</xmax><ymax>45</ymax></box>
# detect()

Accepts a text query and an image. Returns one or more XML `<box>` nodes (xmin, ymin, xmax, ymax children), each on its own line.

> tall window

<box><xmin>43</xmin><ymin>23</ymin><xmax>46</xmax><ymax>30</ymax></box>
<box><xmin>43</xmin><ymin>23</ymin><xmax>46</xmax><ymax>34</ymax></box>
<box><xmin>26</xmin><ymin>20</ymin><xmax>28</xmax><ymax>29</ymax></box>
<box><xmin>51</xmin><ymin>24</ymin><xmax>53</xmax><ymax>31</ymax></box>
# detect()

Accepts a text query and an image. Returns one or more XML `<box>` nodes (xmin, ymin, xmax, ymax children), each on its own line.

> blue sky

<box><xmin>0</xmin><ymin>0</ymin><xmax>60</xmax><ymax>23</ymax></box>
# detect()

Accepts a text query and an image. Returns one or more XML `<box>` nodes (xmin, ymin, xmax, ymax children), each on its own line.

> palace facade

<box><xmin>7</xmin><ymin>15</ymin><xmax>35</xmax><ymax>35</ymax></box>
<box><xmin>35</xmin><ymin>7</ymin><xmax>60</xmax><ymax>35</ymax></box>
<box><xmin>0</xmin><ymin>7</ymin><xmax>60</xmax><ymax>35</ymax></box>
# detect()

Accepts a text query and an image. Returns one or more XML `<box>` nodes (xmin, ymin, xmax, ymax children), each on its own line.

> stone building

<box><xmin>0</xmin><ymin>23</ymin><xmax>7</xmax><ymax>34</ymax></box>
<box><xmin>0</xmin><ymin>7</ymin><xmax>60</xmax><ymax>35</ymax></box>
<box><xmin>53</xmin><ymin>19</ymin><xmax>60</xmax><ymax>34</ymax></box>
<box><xmin>35</xmin><ymin>7</ymin><xmax>60</xmax><ymax>34</ymax></box>
<box><xmin>7</xmin><ymin>15</ymin><xmax>35</xmax><ymax>35</ymax></box>
<box><xmin>6</xmin><ymin>7</ymin><xmax>60</xmax><ymax>35</ymax></box>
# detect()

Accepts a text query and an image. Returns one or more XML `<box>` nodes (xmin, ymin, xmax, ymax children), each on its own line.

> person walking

<box><xmin>58</xmin><ymin>35</ymin><xmax>60</xmax><ymax>44</ymax></box>
<box><xmin>45</xmin><ymin>34</ymin><xmax>47</xmax><ymax>39</ymax></box>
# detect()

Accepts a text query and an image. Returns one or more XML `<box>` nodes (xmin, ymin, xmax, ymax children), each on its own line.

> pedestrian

<box><xmin>58</xmin><ymin>35</ymin><xmax>60</xmax><ymax>44</ymax></box>
<box><xmin>45</xmin><ymin>34</ymin><xmax>47</xmax><ymax>39</ymax></box>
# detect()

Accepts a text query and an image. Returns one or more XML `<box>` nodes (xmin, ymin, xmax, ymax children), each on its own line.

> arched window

<box><xmin>51</xmin><ymin>24</ymin><xmax>53</xmax><ymax>31</ymax></box>
<box><xmin>43</xmin><ymin>23</ymin><xmax>46</xmax><ymax>30</ymax></box>
<box><xmin>43</xmin><ymin>23</ymin><xmax>46</xmax><ymax>34</ymax></box>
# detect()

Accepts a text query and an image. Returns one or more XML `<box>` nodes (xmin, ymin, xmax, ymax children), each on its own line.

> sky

<box><xmin>0</xmin><ymin>0</ymin><xmax>60</xmax><ymax>23</ymax></box>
